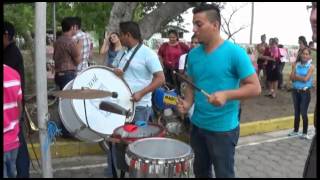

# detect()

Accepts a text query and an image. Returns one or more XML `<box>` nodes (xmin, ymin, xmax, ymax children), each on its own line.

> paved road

<box><xmin>30</xmin><ymin>127</ymin><xmax>315</xmax><ymax>178</ymax></box>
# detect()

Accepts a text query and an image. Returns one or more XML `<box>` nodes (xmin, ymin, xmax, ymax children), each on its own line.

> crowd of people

<box><xmin>3</xmin><ymin>2</ymin><xmax>316</xmax><ymax>178</ymax></box>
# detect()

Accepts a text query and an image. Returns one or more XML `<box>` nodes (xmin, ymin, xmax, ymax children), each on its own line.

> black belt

<box><xmin>56</xmin><ymin>70</ymin><xmax>76</xmax><ymax>76</ymax></box>
<box><xmin>293</xmin><ymin>88</ymin><xmax>311</xmax><ymax>93</ymax></box>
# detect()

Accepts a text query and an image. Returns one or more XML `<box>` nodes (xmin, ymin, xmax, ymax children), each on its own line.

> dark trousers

<box><xmin>163</xmin><ymin>67</ymin><xmax>181</xmax><ymax>94</ymax></box>
<box><xmin>16</xmin><ymin>120</ymin><xmax>30</xmax><ymax>178</ymax></box>
<box><xmin>292</xmin><ymin>90</ymin><xmax>311</xmax><ymax>134</ymax></box>
<box><xmin>54</xmin><ymin>71</ymin><xmax>76</xmax><ymax>137</ymax></box>
<box><xmin>190</xmin><ymin>124</ymin><xmax>239</xmax><ymax>178</ymax></box>
<box><xmin>303</xmin><ymin>134</ymin><xmax>317</xmax><ymax>177</ymax></box>
<box><xmin>278</xmin><ymin>62</ymin><xmax>285</xmax><ymax>88</ymax></box>
<box><xmin>54</xmin><ymin>71</ymin><xmax>76</xmax><ymax>90</ymax></box>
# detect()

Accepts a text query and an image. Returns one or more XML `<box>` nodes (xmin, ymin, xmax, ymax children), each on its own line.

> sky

<box><xmin>179</xmin><ymin>2</ymin><xmax>313</xmax><ymax>46</ymax></box>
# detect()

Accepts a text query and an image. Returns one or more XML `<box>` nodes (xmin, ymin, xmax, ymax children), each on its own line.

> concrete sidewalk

<box><xmin>27</xmin><ymin>114</ymin><xmax>314</xmax><ymax>160</ymax></box>
<box><xmin>30</xmin><ymin>126</ymin><xmax>315</xmax><ymax>178</ymax></box>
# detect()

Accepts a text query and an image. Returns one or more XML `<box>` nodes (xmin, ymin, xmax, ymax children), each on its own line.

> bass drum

<box><xmin>59</xmin><ymin>66</ymin><xmax>135</xmax><ymax>142</ymax></box>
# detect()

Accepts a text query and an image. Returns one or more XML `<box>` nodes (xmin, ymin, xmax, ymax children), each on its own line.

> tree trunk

<box><xmin>106</xmin><ymin>2</ymin><xmax>194</xmax><ymax>40</ymax></box>
<box><xmin>22</xmin><ymin>30</ymin><xmax>34</xmax><ymax>52</ymax></box>
<box><xmin>138</xmin><ymin>2</ymin><xmax>193</xmax><ymax>40</ymax></box>
<box><xmin>106</xmin><ymin>2</ymin><xmax>138</xmax><ymax>33</ymax></box>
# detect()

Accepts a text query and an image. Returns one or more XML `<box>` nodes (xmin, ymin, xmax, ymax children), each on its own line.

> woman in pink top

<box><xmin>3</xmin><ymin>65</ymin><xmax>22</xmax><ymax>178</ymax></box>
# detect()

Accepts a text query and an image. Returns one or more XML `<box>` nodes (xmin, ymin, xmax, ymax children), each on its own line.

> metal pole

<box><xmin>249</xmin><ymin>2</ymin><xmax>254</xmax><ymax>45</ymax></box>
<box><xmin>53</xmin><ymin>2</ymin><xmax>56</xmax><ymax>41</ymax></box>
<box><xmin>35</xmin><ymin>2</ymin><xmax>53</xmax><ymax>178</ymax></box>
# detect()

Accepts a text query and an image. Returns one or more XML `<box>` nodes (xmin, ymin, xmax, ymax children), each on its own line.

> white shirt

<box><xmin>178</xmin><ymin>53</ymin><xmax>188</xmax><ymax>70</ymax></box>
<box><xmin>112</xmin><ymin>44</ymin><xmax>163</xmax><ymax>107</ymax></box>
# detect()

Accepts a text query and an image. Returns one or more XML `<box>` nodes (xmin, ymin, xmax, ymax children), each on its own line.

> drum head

<box><xmin>127</xmin><ymin>137</ymin><xmax>192</xmax><ymax>160</ymax></box>
<box><xmin>72</xmin><ymin>66</ymin><xmax>135</xmax><ymax>135</ymax></box>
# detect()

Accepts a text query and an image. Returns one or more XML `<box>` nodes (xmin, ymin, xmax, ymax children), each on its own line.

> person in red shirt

<box><xmin>158</xmin><ymin>29</ymin><xmax>189</xmax><ymax>93</ymax></box>
<box><xmin>3</xmin><ymin>65</ymin><xmax>23</xmax><ymax>178</ymax></box>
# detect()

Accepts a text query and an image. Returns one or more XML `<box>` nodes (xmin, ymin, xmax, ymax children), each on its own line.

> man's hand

<box><xmin>113</xmin><ymin>68</ymin><xmax>124</xmax><ymax>77</ymax></box>
<box><xmin>176</xmin><ymin>97</ymin><xmax>191</xmax><ymax>114</ymax></box>
<box><xmin>131</xmin><ymin>91</ymin><xmax>144</xmax><ymax>102</ymax></box>
<box><xmin>208</xmin><ymin>91</ymin><xmax>228</xmax><ymax>106</ymax></box>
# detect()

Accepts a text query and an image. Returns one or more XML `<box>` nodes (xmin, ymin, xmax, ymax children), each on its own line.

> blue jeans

<box><xmin>55</xmin><ymin>71</ymin><xmax>76</xmax><ymax>137</ymax></box>
<box><xmin>292</xmin><ymin>89</ymin><xmax>311</xmax><ymax>134</ymax></box>
<box><xmin>133</xmin><ymin>106</ymin><xmax>152</xmax><ymax>122</ymax></box>
<box><xmin>190</xmin><ymin>124</ymin><xmax>239</xmax><ymax>178</ymax></box>
<box><xmin>54</xmin><ymin>71</ymin><xmax>76</xmax><ymax>90</ymax></box>
<box><xmin>4</xmin><ymin>148</ymin><xmax>19</xmax><ymax>178</ymax></box>
<box><xmin>105</xmin><ymin>106</ymin><xmax>153</xmax><ymax>177</ymax></box>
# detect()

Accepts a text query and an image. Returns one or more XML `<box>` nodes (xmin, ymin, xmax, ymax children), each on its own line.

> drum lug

<box><xmin>148</xmin><ymin>164</ymin><xmax>154</xmax><ymax>175</ymax></box>
<box><xmin>164</xmin><ymin>166</ymin><xmax>169</xmax><ymax>177</ymax></box>
<box><xmin>155</xmin><ymin>164</ymin><xmax>160</xmax><ymax>175</ymax></box>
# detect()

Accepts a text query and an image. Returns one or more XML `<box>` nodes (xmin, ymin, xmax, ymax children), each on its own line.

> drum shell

<box><xmin>112</xmin><ymin>123</ymin><xmax>166</xmax><ymax>172</ymax></box>
<box><xmin>59</xmin><ymin>81</ymin><xmax>104</xmax><ymax>142</ymax></box>
<box><xmin>125</xmin><ymin>137</ymin><xmax>194</xmax><ymax>178</ymax></box>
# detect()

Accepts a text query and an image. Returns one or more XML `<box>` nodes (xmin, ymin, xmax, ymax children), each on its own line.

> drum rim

<box><xmin>71</xmin><ymin>65</ymin><xmax>136</xmax><ymax>136</ymax></box>
<box><xmin>112</xmin><ymin>123</ymin><xmax>166</xmax><ymax>143</ymax></box>
<box><xmin>127</xmin><ymin>137</ymin><xmax>193</xmax><ymax>161</ymax></box>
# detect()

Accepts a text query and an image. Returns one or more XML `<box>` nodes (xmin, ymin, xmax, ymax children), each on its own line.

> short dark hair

<box><xmin>61</xmin><ymin>17</ymin><xmax>78</xmax><ymax>32</ymax></box>
<box><xmin>74</xmin><ymin>17</ymin><xmax>82</xmax><ymax>29</ymax></box>
<box><xmin>4</xmin><ymin>21</ymin><xmax>15</xmax><ymax>41</ymax></box>
<box><xmin>168</xmin><ymin>29</ymin><xmax>179</xmax><ymax>39</ymax></box>
<box><xmin>192</xmin><ymin>4</ymin><xmax>221</xmax><ymax>26</ymax></box>
<box><xmin>119</xmin><ymin>21</ymin><xmax>142</xmax><ymax>42</ymax></box>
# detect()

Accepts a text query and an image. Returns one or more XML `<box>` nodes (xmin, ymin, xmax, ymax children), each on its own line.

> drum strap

<box><xmin>122</xmin><ymin>43</ymin><xmax>143</xmax><ymax>72</ymax></box>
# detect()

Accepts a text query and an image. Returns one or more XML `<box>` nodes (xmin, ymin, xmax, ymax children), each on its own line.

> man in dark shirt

<box><xmin>53</xmin><ymin>17</ymin><xmax>81</xmax><ymax>138</ymax></box>
<box><xmin>53</xmin><ymin>17</ymin><xmax>81</xmax><ymax>90</ymax></box>
<box><xmin>3</xmin><ymin>21</ymin><xmax>30</xmax><ymax>178</ymax></box>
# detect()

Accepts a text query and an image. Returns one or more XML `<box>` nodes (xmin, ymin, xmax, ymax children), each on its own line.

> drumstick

<box><xmin>99</xmin><ymin>101</ymin><xmax>132</xmax><ymax>117</ymax></box>
<box><xmin>173</xmin><ymin>70</ymin><xmax>210</xmax><ymax>98</ymax></box>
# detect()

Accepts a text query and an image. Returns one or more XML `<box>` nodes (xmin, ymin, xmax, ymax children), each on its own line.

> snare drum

<box><xmin>112</xmin><ymin>123</ymin><xmax>166</xmax><ymax>144</ymax></box>
<box><xmin>112</xmin><ymin>123</ymin><xmax>166</xmax><ymax>172</ymax></box>
<box><xmin>59</xmin><ymin>66</ymin><xmax>135</xmax><ymax>142</ymax></box>
<box><xmin>125</xmin><ymin>137</ymin><xmax>194</xmax><ymax>178</ymax></box>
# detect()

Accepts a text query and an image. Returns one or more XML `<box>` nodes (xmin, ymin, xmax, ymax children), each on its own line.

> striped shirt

<box><xmin>3</xmin><ymin>65</ymin><xmax>21</xmax><ymax>152</ymax></box>
<box><xmin>73</xmin><ymin>30</ymin><xmax>92</xmax><ymax>72</ymax></box>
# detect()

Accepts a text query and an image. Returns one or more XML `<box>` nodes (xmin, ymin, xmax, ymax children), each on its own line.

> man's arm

<box><xmin>132</xmin><ymin>71</ymin><xmax>165</xmax><ymax>102</ymax></box>
<box><xmin>208</xmin><ymin>73</ymin><xmax>261</xmax><ymax>106</ymax></box>
<box><xmin>71</xmin><ymin>40</ymin><xmax>82</xmax><ymax>65</ymax></box>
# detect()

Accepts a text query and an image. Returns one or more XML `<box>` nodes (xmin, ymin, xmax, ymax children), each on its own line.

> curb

<box><xmin>28</xmin><ymin>114</ymin><xmax>314</xmax><ymax>160</ymax></box>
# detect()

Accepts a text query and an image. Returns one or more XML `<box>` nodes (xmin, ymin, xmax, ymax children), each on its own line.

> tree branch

<box><xmin>138</xmin><ymin>2</ymin><xmax>193</xmax><ymax>39</ymax></box>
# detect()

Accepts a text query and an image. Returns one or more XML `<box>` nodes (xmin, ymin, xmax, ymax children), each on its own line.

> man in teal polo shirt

<box><xmin>177</xmin><ymin>4</ymin><xmax>261</xmax><ymax>178</ymax></box>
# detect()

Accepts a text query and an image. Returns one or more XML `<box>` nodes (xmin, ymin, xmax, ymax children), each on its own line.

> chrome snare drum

<box><xmin>112</xmin><ymin>123</ymin><xmax>166</xmax><ymax>144</ymax></box>
<box><xmin>125</xmin><ymin>137</ymin><xmax>194</xmax><ymax>178</ymax></box>
<box><xmin>112</xmin><ymin>123</ymin><xmax>166</xmax><ymax>173</ymax></box>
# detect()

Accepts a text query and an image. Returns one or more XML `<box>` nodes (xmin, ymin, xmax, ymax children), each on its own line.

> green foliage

<box><xmin>4</xmin><ymin>3</ymin><xmax>35</xmax><ymax>36</ymax></box>
<box><xmin>4</xmin><ymin>2</ymin><xmax>113</xmax><ymax>40</ymax></box>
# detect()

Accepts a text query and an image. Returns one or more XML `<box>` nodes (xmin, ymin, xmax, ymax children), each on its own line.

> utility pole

<box><xmin>53</xmin><ymin>2</ymin><xmax>56</xmax><ymax>41</ymax></box>
<box><xmin>249</xmin><ymin>2</ymin><xmax>254</xmax><ymax>45</ymax></box>
<box><xmin>35</xmin><ymin>2</ymin><xmax>53</xmax><ymax>177</ymax></box>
